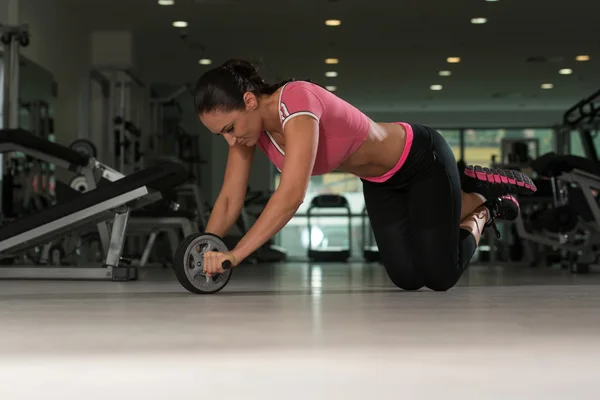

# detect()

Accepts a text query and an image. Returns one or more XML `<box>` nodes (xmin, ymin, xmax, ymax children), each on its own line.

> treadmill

<box><xmin>306</xmin><ymin>194</ymin><xmax>352</xmax><ymax>262</ymax></box>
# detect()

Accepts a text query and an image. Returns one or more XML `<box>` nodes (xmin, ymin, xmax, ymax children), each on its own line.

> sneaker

<box><xmin>463</xmin><ymin>165</ymin><xmax>537</xmax><ymax>199</ymax></box>
<box><xmin>483</xmin><ymin>195</ymin><xmax>520</xmax><ymax>238</ymax></box>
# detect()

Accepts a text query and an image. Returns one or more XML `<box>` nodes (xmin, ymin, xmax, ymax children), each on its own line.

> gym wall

<box><xmin>18</xmin><ymin>0</ymin><xmax>91</xmax><ymax>146</ymax></box>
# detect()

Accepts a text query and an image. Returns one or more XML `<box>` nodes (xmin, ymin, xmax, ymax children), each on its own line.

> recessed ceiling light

<box><xmin>471</xmin><ymin>17</ymin><xmax>487</xmax><ymax>24</ymax></box>
<box><xmin>199</xmin><ymin>59</ymin><xmax>212</xmax><ymax>65</ymax></box>
<box><xmin>325</xmin><ymin>58</ymin><xmax>339</xmax><ymax>64</ymax></box>
<box><xmin>576</xmin><ymin>55</ymin><xmax>590</xmax><ymax>61</ymax></box>
<box><xmin>430</xmin><ymin>85</ymin><xmax>443</xmax><ymax>91</ymax></box>
<box><xmin>158</xmin><ymin>0</ymin><xmax>174</xmax><ymax>5</ymax></box>
<box><xmin>326</xmin><ymin>86</ymin><xmax>337</xmax><ymax>92</ymax></box>
<box><xmin>439</xmin><ymin>70</ymin><xmax>452</xmax><ymax>76</ymax></box>
<box><xmin>325</xmin><ymin>71</ymin><xmax>338</xmax><ymax>77</ymax></box>
<box><xmin>325</xmin><ymin>19</ymin><xmax>341</xmax><ymax>26</ymax></box>
<box><xmin>541</xmin><ymin>83</ymin><xmax>553</xmax><ymax>89</ymax></box>
<box><xmin>485</xmin><ymin>0</ymin><xmax>498</xmax><ymax>2</ymax></box>
<box><xmin>172</xmin><ymin>21</ymin><xmax>188</xmax><ymax>28</ymax></box>
<box><xmin>447</xmin><ymin>57</ymin><xmax>461</xmax><ymax>63</ymax></box>
<box><xmin>559</xmin><ymin>68</ymin><xmax>573</xmax><ymax>75</ymax></box>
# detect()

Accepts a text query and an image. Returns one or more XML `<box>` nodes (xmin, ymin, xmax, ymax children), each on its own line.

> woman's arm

<box><xmin>204</xmin><ymin>142</ymin><xmax>255</xmax><ymax>237</ymax></box>
<box><xmin>230</xmin><ymin>115</ymin><xmax>319</xmax><ymax>263</ymax></box>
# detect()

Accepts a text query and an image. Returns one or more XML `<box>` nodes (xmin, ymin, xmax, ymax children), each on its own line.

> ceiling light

<box><xmin>430</xmin><ymin>85</ymin><xmax>443</xmax><ymax>91</ymax></box>
<box><xmin>447</xmin><ymin>57</ymin><xmax>461</xmax><ymax>63</ymax></box>
<box><xmin>172</xmin><ymin>21</ymin><xmax>188</xmax><ymax>28</ymax></box>
<box><xmin>541</xmin><ymin>83</ymin><xmax>553</xmax><ymax>89</ymax></box>
<box><xmin>325</xmin><ymin>58</ymin><xmax>339</xmax><ymax>64</ymax></box>
<box><xmin>198</xmin><ymin>59</ymin><xmax>212</xmax><ymax>65</ymax></box>
<box><xmin>485</xmin><ymin>0</ymin><xmax>498</xmax><ymax>2</ymax></box>
<box><xmin>559</xmin><ymin>68</ymin><xmax>573</xmax><ymax>75</ymax></box>
<box><xmin>576</xmin><ymin>55</ymin><xmax>590</xmax><ymax>61</ymax></box>
<box><xmin>439</xmin><ymin>70</ymin><xmax>452</xmax><ymax>76</ymax></box>
<box><xmin>325</xmin><ymin>19</ymin><xmax>341</xmax><ymax>26</ymax></box>
<box><xmin>158</xmin><ymin>0</ymin><xmax>174</xmax><ymax>5</ymax></box>
<box><xmin>471</xmin><ymin>17</ymin><xmax>487</xmax><ymax>24</ymax></box>
<box><xmin>326</xmin><ymin>86</ymin><xmax>337</xmax><ymax>92</ymax></box>
<box><xmin>325</xmin><ymin>71</ymin><xmax>338</xmax><ymax>77</ymax></box>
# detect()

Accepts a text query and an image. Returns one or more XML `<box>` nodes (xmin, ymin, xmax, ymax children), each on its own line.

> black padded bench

<box><xmin>0</xmin><ymin>160</ymin><xmax>188</xmax><ymax>256</ymax></box>
<box><xmin>0</xmin><ymin>128</ymin><xmax>90</xmax><ymax>169</ymax></box>
<box><xmin>532</xmin><ymin>152</ymin><xmax>600</xmax><ymax>177</ymax></box>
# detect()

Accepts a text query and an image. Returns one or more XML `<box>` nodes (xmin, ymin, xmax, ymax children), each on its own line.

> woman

<box><xmin>195</xmin><ymin>59</ymin><xmax>536</xmax><ymax>291</ymax></box>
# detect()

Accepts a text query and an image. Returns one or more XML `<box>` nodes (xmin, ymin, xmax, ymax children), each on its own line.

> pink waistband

<box><xmin>360</xmin><ymin>122</ymin><xmax>414</xmax><ymax>183</ymax></box>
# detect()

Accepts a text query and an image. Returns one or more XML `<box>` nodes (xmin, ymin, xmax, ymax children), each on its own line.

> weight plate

<box><xmin>172</xmin><ymin>233</ymin><xmax>233</xmax><ymax>294</ymax></box>
<box><xmin>69</xmin><ymin>139</ymin><xmax>97</xmax><ymax>158</ymax></box>
<box><xmin>69</xmin><ymin>176</ymin><xmax>89</xmax><ymax>192</ymax></box>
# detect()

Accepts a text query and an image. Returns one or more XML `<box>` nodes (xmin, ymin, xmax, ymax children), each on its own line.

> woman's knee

<box><xmin>384</xmin><ymin>264</ymin><xmax>425</xmax><ymax>291</ymax></box>
<box><xmin>424</xmin><ymin>272</ymin><xmax>461</xmax><ymax>292</ymax></box>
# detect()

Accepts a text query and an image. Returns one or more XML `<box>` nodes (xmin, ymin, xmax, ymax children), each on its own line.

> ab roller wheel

<box><xmin>172</xmin><ymin>232</ymin><xmax>233</xmax><ymax>294</ymax></box>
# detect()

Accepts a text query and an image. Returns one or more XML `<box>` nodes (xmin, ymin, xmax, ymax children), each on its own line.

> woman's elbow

<box><xmin>278</xmin><ymin>189</ymin><xmax>305</xmax><ymax>210</ymax></box>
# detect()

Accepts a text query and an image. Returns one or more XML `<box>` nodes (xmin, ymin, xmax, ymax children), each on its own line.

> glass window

<box><xmin>438</xmin><ymin>129</ymin><xmax>461</xmax><ymax>161</ymax></box>
<box><xmin>589</xmin><ymin>130</ymin><xmax>600</xmax><ymax>158</ymax></box>
<box><xmin>464</xmin><ymin>128</ymin><xmax>555</xmax><ymax>167</ymax></box>
<box><xmin>464</xmin><ymin>128</ymin><xmax>503</xmax><ymax>167</ymax></box>
<box><xmin>570</xmin><ymin>130</ymin><xmax>586</xmax><ymax>157</ymax></box>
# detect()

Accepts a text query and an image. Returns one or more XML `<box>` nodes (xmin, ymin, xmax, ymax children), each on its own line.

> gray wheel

<box><xmin>172</xmin><ymin>233</ymin><xmax>233</xmax><ymax>294</ymax></box>
<box><xmin>69</xmin><ymin>176</ymin><xmax>89</xmax><ymax>192</ymax></box>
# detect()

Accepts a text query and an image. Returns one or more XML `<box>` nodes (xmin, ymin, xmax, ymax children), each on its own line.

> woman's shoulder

<box><xmin>284</xmin><ymin>80</ymin><xmax>324</xmax><ymax>92</ymax></box>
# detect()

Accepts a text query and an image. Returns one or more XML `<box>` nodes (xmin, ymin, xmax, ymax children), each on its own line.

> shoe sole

<box><xmin>499</xmin><ymin>195</ymin><xmax>521</xmax><ymax>221</ymax></box>
<box><xmin>465</xmin><ymin>166</ymin><xmax>537</xmax><ymax>195</ymax></box>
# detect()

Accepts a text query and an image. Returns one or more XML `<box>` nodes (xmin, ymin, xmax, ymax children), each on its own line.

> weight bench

<box><xmin>514</xmin><ymin>153</ymin><xmax>600</xmax><ymax>272</ymax></box>
<box><xmin>0</xmin><ymin>128</ymin><xmax>124</xmax><ymax>185</ymax></box>
<box><xmin>0</xmin><ymin>129</ymin><xmax>201</xmax><ymax>267</ymax></box>
<box><xmin>0</xmin><ymin>128</ymin><xmax>124</xmax><ymax>252</ymax></box>
<box><xmin>0</xmin><ymin>160</ymin><xmax>188</xmax><ymax>280</ymax></box>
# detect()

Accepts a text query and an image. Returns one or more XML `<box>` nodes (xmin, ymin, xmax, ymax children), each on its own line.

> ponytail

<box><xmin>194</xmin><ymin>58</ymin><xmax>295</xmax><ymax>114</ymax></box>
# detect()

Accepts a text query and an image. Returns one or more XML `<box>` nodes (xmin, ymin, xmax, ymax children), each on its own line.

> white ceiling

<box><xmin>69</xmin><ymin>0</ymin><xmax>600</xmax><ymax>113</ymax></box>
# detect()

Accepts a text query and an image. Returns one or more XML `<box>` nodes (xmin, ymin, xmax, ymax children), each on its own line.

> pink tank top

<box><xmin>256</xmin><ymin>81</ymin><xmax>413</xmax><ymax>182</ymax></box>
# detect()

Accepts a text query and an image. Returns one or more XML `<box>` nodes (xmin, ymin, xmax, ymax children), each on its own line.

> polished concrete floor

<box><xmin>1</xmin><ymin>262</ymin><xmax>600</xmax><ymax>399</ymax></box>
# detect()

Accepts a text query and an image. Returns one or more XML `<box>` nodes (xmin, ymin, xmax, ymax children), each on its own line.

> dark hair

<box><xmin>194</xmin><ymin>59</ymin><xmax>295</xmax><ymax>114</ymax></box>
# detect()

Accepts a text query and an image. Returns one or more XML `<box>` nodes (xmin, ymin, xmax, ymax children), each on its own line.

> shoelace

<box><xmin>484</xmin><ymin>201</ymin><xmax>502</xmax><ymax>238</ymax></box>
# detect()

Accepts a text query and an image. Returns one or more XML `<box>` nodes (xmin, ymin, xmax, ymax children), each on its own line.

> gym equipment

<box><xmin>306</xmin><ymin>194</ymin><xmax>352</xmax><ymax>262</ymax></box>
<box><xmin>0</xmin><ymin>23</ymin><xmax>30</xmax><ymax>219</ymax></box>
<box><xmin>492</xmin><ymin>138</ymin><xmax>539</xmax><ymax>170</ymax></box>
<box><xmin>172</xmin><ymin>232</ymin><xmax>233</xmax><ymax>294</ymax></box>
<box><xmin>0</xmin><ymin>128</ymin><xmax>124</xmax><ymax>252</ymax></box>
<box><xmin>557</xmin><ymin>88</ymin><xmax>600</xmax><ymax>159</ymax></box>
<box><xmin>0</xmin><ymin>160</ymin><xmax>189</xmax><ymax>280</ymax></box>
<box><xmin>361</xmin><ymin>207</ymin><xmax>380</xmax><ymax>262</ymax></box>
<box><xmin>80</xmin><ymin>66</ymin><xmax>149</xmax><ymax>174</ymax></box>
<box><xmin>237</xmin><ymin>186</ymin><xmax>287</xmax><ymax>263</ymax></box>
<box><xmin>147</xmin><ymin>85</ymin><xmax>206</xmax><ymax>184</ymax></box>
<box><xmin>69</xmin><ymin>139</ymin><xmax>98</xmax><ymax>158</ymax></box>
<box><xmin>514</xmin><ymin>153</ymin><xmax>600</xmax><ymax>273</ymax></box>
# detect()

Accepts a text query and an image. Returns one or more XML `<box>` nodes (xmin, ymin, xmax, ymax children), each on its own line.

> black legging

<box><xmin>361</xmin><ymin>124</ymin><xmax>477</xmax><ymax>291</ymax></box>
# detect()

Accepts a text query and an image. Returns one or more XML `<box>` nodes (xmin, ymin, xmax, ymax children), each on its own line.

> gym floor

<box><xmin>1</xmin><ymin>263</ymin><xmax>599</xmax><ymax>399</ymax></box>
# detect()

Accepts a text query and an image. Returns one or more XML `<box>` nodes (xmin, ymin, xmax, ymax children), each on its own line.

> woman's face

<box><xmin>199</xmin><ymin>92</ymin><xmax>263</xmax><ymax>147</ymax></box>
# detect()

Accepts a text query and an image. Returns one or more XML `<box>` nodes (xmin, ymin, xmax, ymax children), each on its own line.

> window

<box><xmin>570</xmin><ymin>130</ymin><xmax>586</xmax><ymax>157</ymax></box>
<box><xmin>273</xmin><ymin>172</ymin><xmax>366</xmax><ymax>260</ymax></box>
<box><xmin>464</xmin><ymin>129</ymin><xmax>503</xmax><ymax>167</ymax></box>
<box><xmin>438</xmin><ymin>129</ymin><xmax>461</xmax><ymax>161</ymax></box>
<box><xmin>464</xmin><ymin>128</ymin><xmax>555</xmax><ymax>167</ymax></box>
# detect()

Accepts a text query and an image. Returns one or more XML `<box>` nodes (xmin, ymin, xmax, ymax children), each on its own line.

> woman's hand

<box><xmin>203</xmin><ymin>251</ymin><xmax>238</xmax><ymax>277</ymax></box>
